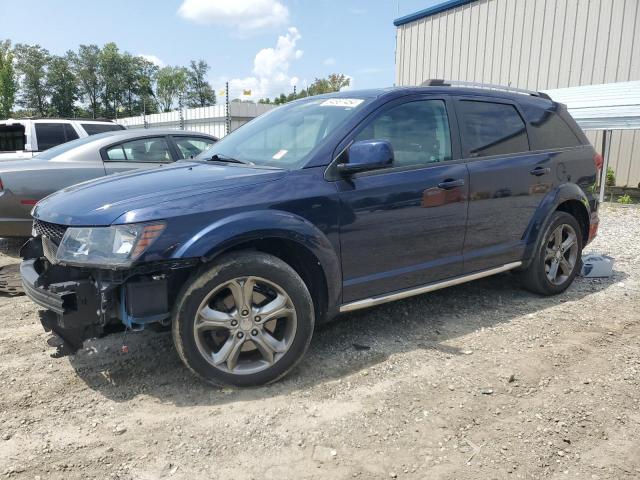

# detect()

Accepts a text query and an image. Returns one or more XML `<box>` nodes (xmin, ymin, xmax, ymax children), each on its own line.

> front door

<box><xmin>336</xmin><ymin>97</ymin><xmax>469</xmax><ymax>303</ymax></box>
<box><xmin>454</xmin><ymin>97</ymin><xmax>555</xmax><ymax>272</ymax></box>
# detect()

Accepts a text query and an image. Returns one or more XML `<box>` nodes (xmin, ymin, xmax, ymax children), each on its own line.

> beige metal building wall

<box><xmin>394</xmin><ymin>0</ymin><xmax>640</xmax><ymax>187</ymax></box>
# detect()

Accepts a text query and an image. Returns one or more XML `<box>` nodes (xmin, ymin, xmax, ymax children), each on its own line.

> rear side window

<box><xmin>81</xmin><ymin>123</ymin><xmax>125</xmax><ymax>135</ymax></box>
<box><xmin>105</xmin><ymin>137</ymin><xmax>172</xmax><ymax>162</ymax></box>
<box><xmin>0</xmin><ymin>124</ymin><xmax>26</xmax><ymax>151</ymax></box>
<box><xmin>458</xmin><ymin>101</ymin><xmax>529</xmax><ymax>157</ymax></box>
<box><xmin>35</xmin><ymin>123</ymin><xmax>78</xmax><ymax>150</ymax></box>
<box><xmin>526</xmin><ymin>110</ymin><xmax>582</xmax><ymax>149</ymax></box>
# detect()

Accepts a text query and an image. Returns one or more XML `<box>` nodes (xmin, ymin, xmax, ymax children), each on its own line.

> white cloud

<box><xmin>227</xmin><ymin>27</ymin><xmax>303</xmax><ymax>100</ymax></box>
<box><xmin>323</xmin><ymin>57</ymin><xmax>336</xmax><ymax>66</ymax></box>
<box><xmin>177</xmin><ymin>0</ymin><xmax>289</xmax><ymax>32</ymax></box>
<box><xmin>138</xmin><ymin>54</ymin><xmax>165</xmax><ymax>67</ymax></box>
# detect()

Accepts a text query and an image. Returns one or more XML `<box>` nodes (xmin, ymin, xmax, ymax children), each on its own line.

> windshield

<box><xmin>33</xmin><ymin>132</ymin><xmax>114</xmax><ymax>160</ymax></box>
<box><xmin>194</xmin><ymin>97</ymin><xmax>370</xmax><ymax>168</ymax></box>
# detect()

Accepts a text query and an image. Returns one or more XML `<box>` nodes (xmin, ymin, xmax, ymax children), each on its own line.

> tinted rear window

<box><xmin>458</xmin><ymin>100</ymin><xmax>529</xmax><ymax>157</ymax></box>
<box><xmin>526</xmin><ymin>110</ymin><xmax>582</xmax><ymax>149</ymax></box>
<box><xmin>0</xmin><ymin>124</ymin><xmax>26</xmax><ymax>151</ymax></box>
<box><xmin>35</xmin><ymin>123</ymin><xmax>78</xmax><ymax>150</ymax></box>
<box><xmin>81</xmin><ymin>123</ymin><xmax>125</xmax><ymax>135</ymax></box>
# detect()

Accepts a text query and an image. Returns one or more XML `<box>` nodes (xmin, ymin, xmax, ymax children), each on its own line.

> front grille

<box><xmin>42</xmin><ymin>237</ymin><xmax>59</xmax><ymax>263</ymax></box>
<box><xmin>33</xmin><ymin>220</ymin><xmax>68</xmax><ymax>243</ymax></box>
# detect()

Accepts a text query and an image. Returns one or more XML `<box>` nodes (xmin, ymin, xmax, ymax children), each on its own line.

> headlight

<box><xmin>56</xmin><ymin>222</ymin><xmax>165</xmax><ymax>267</ymax></box>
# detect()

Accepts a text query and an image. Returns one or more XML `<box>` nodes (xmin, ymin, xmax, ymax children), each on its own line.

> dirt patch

<box><xmin>1</xmin><ymin>204</ymin><xmax>639</xmax><ymax>479</ymax></box>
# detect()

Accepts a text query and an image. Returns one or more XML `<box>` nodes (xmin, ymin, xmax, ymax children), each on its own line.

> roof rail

<box><xmin>420</xmin><ymin>79</ymin><xmax>551</xmax><ymax>100</ymax></box>
<box><xmin>11</xmin><ymin>117</ymin><xmax>116</xmax><ymax>122</ymax></box>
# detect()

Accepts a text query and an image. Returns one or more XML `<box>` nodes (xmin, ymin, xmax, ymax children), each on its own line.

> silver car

<box><xmin>0</xmin><ymin>129</ymin><xmax>217</xmax><ymax>243</ymax></box>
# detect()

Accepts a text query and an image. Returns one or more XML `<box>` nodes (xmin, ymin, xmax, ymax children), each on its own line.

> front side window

<box><xmin>196</xmin><ymin>96</ymin><xmax>372</xmax><ymax>168</ymax></box>
<box><xmin>105</xmin><ymin>137</ymin><xmax>172</xmax><ymax>162</ymax></box>
<box><xmin>174</xmin><ymin>136</ymin><xmax>216</xmax><ymax>159</ymax></box>
<box><xmin>355</xmin><ymin>99</ymin><xmax>452</xmax><ymax>167</ymax></box>
<box><xmin>458</xmin><ymin>101</ymin><xmax>529</xmax><ymax>157</ymax></box>
<box><xmin>35</xmin><ymin>123</ymin><xmax>77</xmax><ymax>150</ymax></box>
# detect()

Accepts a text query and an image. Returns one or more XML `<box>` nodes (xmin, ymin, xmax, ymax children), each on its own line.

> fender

<box><xmin>172</xmin><ymin>209</ymin><xmax>342</xmax><ymax>310</ymax></box>
<box><xmin>521</xmin><ymin>182</ymin><xmax>591</xmax><ymax>267</ymax></box>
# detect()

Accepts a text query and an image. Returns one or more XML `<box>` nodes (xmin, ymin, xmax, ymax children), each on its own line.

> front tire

<box><xmin>172</xmin><ymin>251</ymin><xmax>315</xmax><ymax>387</ymax></box>
<box><xmin>521</xmin><ymin>211</ymin><xmax>583</xmax><ymax>296</ymax></box>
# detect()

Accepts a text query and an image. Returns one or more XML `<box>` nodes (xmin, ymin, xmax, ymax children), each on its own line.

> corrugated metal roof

<box><xmin>393</xmin><ymin>0</ymin><xmax>476</xmax><ymax>26</ymax></box>
<box><xmin>542</xmin><ymin>81</ymin><xmax>640</xmax><ymax>131</ymax></box>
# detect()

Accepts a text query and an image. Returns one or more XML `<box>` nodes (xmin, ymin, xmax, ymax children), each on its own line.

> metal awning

<box><xmin>543</xmin><ymin>81</ymin><xmax>640</xmax><ymax>131</ymax></box>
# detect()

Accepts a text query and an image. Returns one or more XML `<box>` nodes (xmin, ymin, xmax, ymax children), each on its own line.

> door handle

<box><xmin>437</xmin><ymin>178</ymin><xmax>465</xmax><ymax>190</ymax></box>
<box><xmin>530</xmin><ymin>166</ymin><xmax>550</xmax><ymax>176</ymax></box>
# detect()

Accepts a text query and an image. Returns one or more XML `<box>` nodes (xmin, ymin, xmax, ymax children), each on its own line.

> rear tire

<box><xmin>521</xmin><ymin>211</ymin><xmax>583</xmax><ymax>295</ymax></box>
<box><xmin>172</xmin><ymin>251</ymin><xmax>315</xmax><ymax>387</ymax></box>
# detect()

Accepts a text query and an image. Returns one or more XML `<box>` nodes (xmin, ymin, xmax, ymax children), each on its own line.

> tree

<box><xmin>156</xmin><ymin>66</ymin><xmax>187</xmax><ymax>112</ymax></box>
<box><xmin>186</xmin><ymin>60</ymin><xmax>215</xmax><ymax>108</ymax></box>
<box><xmin>47</xmin><ymin>53</ymin><xmax>78</xmax><ymax>117</ymax></box>
<box><xmin>71</xmin><ymin>44</ymin><xmax>102</xmax><ymax>118</ymax></box>
<box><xmin>99</xmin><ymin>42</ymin><xmax>126</xmax><ymax>118</ymax></box>
<box><xmin>14</xmin><ymin>43</ymin><xmax>50</xmax><ymax>116</ymax></box>
<box><xmin>307</xmin><ymin>73</ymin><xmax>350</xmax><ymax>96</ymax></box>
<box><xmin>135</xmin><ymin>58</ymin><xmax>159</xmax><ymax>116</ymax></box>
<box><xmin>0</xmin><ymin>40</ymin><xmax>17</xmax><ymax>118</ymax></box>
<box><xmin>326</xmin><ymin>73</ymin><xmax>350</xmax><ymax>92</ymax></box>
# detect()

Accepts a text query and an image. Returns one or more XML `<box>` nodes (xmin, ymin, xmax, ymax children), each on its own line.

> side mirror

<box><xmin>337</xmin><ymin>139</ymin><xmax>394</xmax><ymax>175</ymax></box>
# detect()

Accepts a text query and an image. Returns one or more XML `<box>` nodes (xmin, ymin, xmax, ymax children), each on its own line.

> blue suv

<box><xmin>21</xmin><ymin>82</ymin><xmax>600</xmax><ymax>386</ymax></box>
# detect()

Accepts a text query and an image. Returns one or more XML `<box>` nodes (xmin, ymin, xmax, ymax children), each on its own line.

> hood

<box><xmin>33</xmin><ymin>161</ymin><xmax>287</xmax><ymax>226</ymax></box>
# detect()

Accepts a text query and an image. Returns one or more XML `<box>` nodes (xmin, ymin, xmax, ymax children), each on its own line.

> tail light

<box><xmin>593</xmin><ymin>153</ymin><xmax>603</xmax><ymax>172</ymax></box>
<box><xmin>0</xmin><ymin>177</ymin><xmax>3</xmax><ymax>190</ymax></box>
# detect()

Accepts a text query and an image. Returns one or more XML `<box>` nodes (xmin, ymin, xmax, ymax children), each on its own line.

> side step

<box><xmin>339</xmin><ymin>262</ymin><xmax>522</xmax><ymax>313</ymax></box>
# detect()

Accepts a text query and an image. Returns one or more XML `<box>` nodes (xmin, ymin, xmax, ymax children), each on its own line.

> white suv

<box><xmin>0</xmin><ymin>118</ymin><xmax>125</xmax><ymax>161</ymax></box>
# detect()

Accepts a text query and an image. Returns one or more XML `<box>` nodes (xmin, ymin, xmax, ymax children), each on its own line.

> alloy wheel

<box><xmin>193</xmin><ymin>276</ymin><xmax>297</xmax><ymax>375</ymax></box>
<box><xmin>544</xmin><ymin>224</ymin><xmax>579</xmax><ymax>286</ymax></box>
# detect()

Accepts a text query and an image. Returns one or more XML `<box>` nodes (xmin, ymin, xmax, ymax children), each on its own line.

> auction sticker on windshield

<box><xmin>272</xmin><ymin>149</ymin><xmax>288</xmax><ymax>160</ymax></box>
<box><xmin>320</xmin><ymin>99</ymin><xmax>364</xmax><ymax>108</ymax></box>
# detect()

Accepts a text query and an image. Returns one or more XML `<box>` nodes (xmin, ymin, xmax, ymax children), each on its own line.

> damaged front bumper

<box><xmin>20</xmin><ymin>237</ymin><xmax>197</xmax><ymax>354</ymax></box>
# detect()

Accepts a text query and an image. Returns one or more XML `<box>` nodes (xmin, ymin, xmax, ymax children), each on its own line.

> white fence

<box><xmin>116</xmin><ymin>102</ymin><xmax>275</xmax><ymax>138</ymax></box>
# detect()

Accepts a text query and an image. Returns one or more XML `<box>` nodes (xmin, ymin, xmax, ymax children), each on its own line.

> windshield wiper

<box><xmin>208</xmin><ymin>153</ymin><xmax>249</xmax><ymax>165</ymax></box>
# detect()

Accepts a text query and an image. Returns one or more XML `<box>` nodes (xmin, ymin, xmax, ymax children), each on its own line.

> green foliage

<box><xmin>47</xmin><ymin>53</ymin><xmax>78</xmax><ymax>117</ymax></box>
<box><xmin>262</xmin><ymin>73</ymin><xmax>352</xmax><ymax>105</ymax></box>
<box><xmin>185</xmin><ymin>60</ymin><xmax>216</xmax><ymax>108</ymax></box>
<box><xmin>71</xmin><ymin>45</ymin><xmax>103</xmax><ymax>118</ymax></box>
<box><xmin>0</xmin><ymin>40</ymin><xmax>17</xmax><ymax>117</ymax></box>
<box><xmin>156</xmin><ymin>66</ymin><xmax>188</xmax><ymax>112</ymax></box>
<box><xmin>1</xmin><ymin>39</ymin><xmax>216</xmax><ymax>119</ymax></box>
<box><xmin>14</xmin><ymin>43</ymin><xmax>51</xmax><ymax>116</ymax></box>
<box><xmin>606</xmin><ymin>167</ymin><xmax>616</xmax><ymax>187</ymax></box>
<box><xmin>617</xmin><ymin>193</ymin><xmax>633</xmax><ymax>204</ymax></box>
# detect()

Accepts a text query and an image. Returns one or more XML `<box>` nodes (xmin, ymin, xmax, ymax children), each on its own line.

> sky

<box><xmin>0</xmin><ymin>0</ymin><xmax>441</xmax><ymax>101</ymax></box>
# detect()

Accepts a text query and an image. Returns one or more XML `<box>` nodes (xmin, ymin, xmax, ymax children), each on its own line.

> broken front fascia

<box><xmin>20</xmin><ymin>237</ymin><xmax>197</xmax><ymax>353</ymax></box>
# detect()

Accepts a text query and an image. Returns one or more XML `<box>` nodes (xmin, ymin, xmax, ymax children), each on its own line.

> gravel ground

<box><xmin>1</xmin><ymin>203</ymin><xmax>639</xmax><ymax>480</ymax></box>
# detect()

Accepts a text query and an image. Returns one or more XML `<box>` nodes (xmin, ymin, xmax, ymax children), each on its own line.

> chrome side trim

<box><xmin>339</xmin><ymin>261</ymin><xmax>522</xmax><ymax>313</ymax></box>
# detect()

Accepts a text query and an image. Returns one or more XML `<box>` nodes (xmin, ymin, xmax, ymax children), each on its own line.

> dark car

<box><xmin>0</xmin><ymin>129</ymin><xmax>217</xmax><ymax>247</ymax></box>
<box><xmin>20</xmin><ymin>82</ymin><xmax>600</xmax><ymax>387</ymax></box>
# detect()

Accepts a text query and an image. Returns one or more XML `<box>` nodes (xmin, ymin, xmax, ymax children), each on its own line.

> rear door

<box><xmin>335</xmin><ymin>96</ymin><xmax>469</xmax><ymax>302</ymax></box>
<box><xmin>103</xmin><ymin>136</ymin><xmax>175</xmax><ymax>174</ymax></box>
<box><xmin>454</xmin><ymin>97</ymin><xmax>555</xmax><ymax>272</ymax></box>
